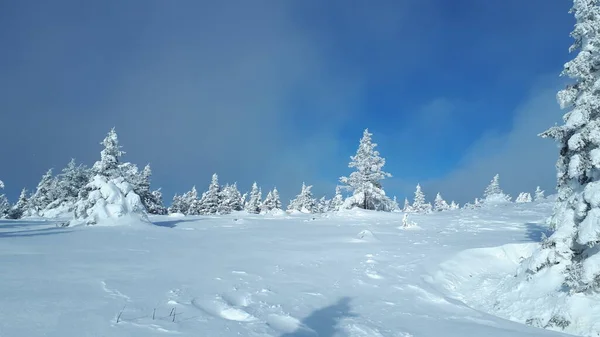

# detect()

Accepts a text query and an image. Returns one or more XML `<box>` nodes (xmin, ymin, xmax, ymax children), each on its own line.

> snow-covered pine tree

<box><xmin>198</xmin><ymin>173</ymin><xmax>221</xmax><ymax>215</ymax></box>
<box><xmin>483</xmin><ymin>174</ymin><xmax>511</xmax><ymax>203</ymax></box>
<box><xmin>220</xmin><ymin>183</ymin><xmax>244</xmax><ymax>212</ymax></box>
<box><xmin>245</xmin><ymin>182</ymin><xmax>262</xmax><ymax>214</ymax></box>
<box><xmin>169</xmin><ymin>194</ymin><xmax>185</xmax><ymax>214</ymax></box>
<box><xmin>271</xmin><ymin>187</ymin><xmax>282</xmax><ymax>210</ymax></box>
<box><xmin>515</xmin><ymin>192</ymin><xmax>533</xmax><ymax>203</ymax></box>
<box><xmin>288</xmin><ymin>182</ymin><xmax>318</xmax><ymax>213</ymax></box>
<box><xmin>434</xmin><ymin>193</ymin><xmax>450</xmax><ymax>211</ymax></box>
<box><xmin>148</xmin><ymin>189</ymin><xmax>167</xmax><ymax>215</ymax></box>
<box><xmin>28</xmin><ymin>169</ymin><xmax>58</xmax><ymax>214</ymax></box>
<box><xmin>391</xmin><ymin>196</ymin><xmax>401</xmax><ymax>212</ymax></box>
<box><xmin>0</xmin><ymin>181</ymin><xmax>8</xmax><ymax>218</ymax></box>
<box><xmin>92</xmin><ymin>127</ymin><xmax>124</xmax><ymax>179</ymax></box>
<box><xmin>186</xmin><ymin>186</ymin><xmax>203</xmax><ymax>215</ymax></box>
<box><xmin>519</xmin><ymin>0</ymin><xmax>600</xmax><ymax>294</ymax></box>
<box><xmin>411</xmin><ymin>184</ymin><xmax>431</xmax><ymax>213</ymax></box>
<box><xmin>317</xmin><ymin>196</ymin><xmax>330</xmax><ymax>213</ymax></box>
<box><xmin>339</xmin><ymin>129</ymin><xmax>393</xmax><ymax>211</ymax></box>
<box><xmin>70</xmin><ymin>129</ymin><xmax>149</xmax><ymax>226</ymax></box>
<box><xmin>403</xmin><ymin>198</ymin><xmax>413</xmax><ymax>213</ymax></box>
<box><xmin>261</xmin><ymin>191</ymin><xmax>275</xmax><ymax>213</ymax></box>
<box><xmin>56</xmin><ymin>159</ymin><xmax>91</xmax><ymax>205</ymax></box>
<box><xmin>7</xmin><ymin>188</ymin><xmax>29</xmax><ymax>219</ymax></box>
<box><xmin>450</xmin><ymin>201</ymin><xmax>460</xmax><ymax>210</ymax></box>
<box><xmin>329</xmin><ymin>186</ymin><xmax>345</xmax><ymax>211</ymax></box>
<box><xmin>534</xmin><ymin>186</ymin><xmax>545</xmax><ymax>201</ymax></box>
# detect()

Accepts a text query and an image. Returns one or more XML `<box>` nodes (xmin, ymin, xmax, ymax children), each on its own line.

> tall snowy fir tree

<box><xmin>169</xmin><ymin>194</ymin><xmax>185</xmax><ymax>214</ymax></box>
<box><xmin>519</xmin><ymin>0</ymin><xmax>600</xmax><ymax>297</ymax></box>
<box><xmin>0</xmin><ymin>180</ymin><xmax>8</xmax><ymax>218</ymax></box>
<box><xmin>54</xmin><ymin>159</ymin><xmax>91</xmax><ymax>207</ymax></box>
<box><xmin>339</xmin><ymin>129</ymin><xmax>393</xmax><ymax>211</ymax></box>
<box><xmin>244</xmin><ymin>182</ymin><xmax>262</xmax><ymax>214</ymax></box>
<box><xmin>403</xmin><ymin>198</ymin><xmax>413</xmax><ymax>213</ymax></box>
<box><xmin>317</xmin><ymin>196</ymin><xmax>330</xmax><ymax>213</ymax></box>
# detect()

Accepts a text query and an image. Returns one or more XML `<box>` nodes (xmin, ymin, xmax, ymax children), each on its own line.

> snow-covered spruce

<box><xmin>196</xmin><ymin>173</ymin><xmax>222</xmax><ymax>215</ymax></box>
<box><xmin>534</xmin><ymin>186</ymin><xmax>545</xmax><ymax>201</ymax></box>
<box><xmin>403</xmin><ymin>198</ymin><xmax>413</xmax><ymax>213</ymax></box>
<box><xmin>220</xmin><ymin>183</ymin><xmax>244</xmax><ymax>213</ymax></box>
<box><xmin>316</xmin><ymin>196</ymin><xmax>330</xmax><ymax>213</ymax></box>
<box><xmin>449</xmin><ymin>201</ymin><xmax>460</xmax><ymax>210</ymax></box>
<box><xmin>515</xmin><ymin>192</ymin><xmax>532</xmax><ymax>203</ymax></box>
<box><xmin>0</xmin><ymin>180</ymin><xmax>9</xmax><ymax>218</ymax></box>
<box><xmin>329</xmin><ymin>186</ymin><xmax>345</xmax><ymax>212</ymax></box>
<box><xmin>7</xmin><ymin>188</ymin><xmax>29</xmax><ymax>219</ymax></box>
<box><xmin>69</xmin><ymin>129</ymin><xmax>149</xmax><ymax>226</ymax></box>
<box><xmin>339</xmin><ymin>128</ymin><xmax>394</xmax><ymax>211</ymax></box>
<box><xmin>482</xmin><ymin>174</ymin><xmax>511</xmax><ymax>204</ymax></box>
<box><xmin>261</xmin><ymin>187</ymin><xmax>282</xmax><ymax>214</ymax></box>
<box><xmin>411</xmin><ymin>184</ymin><xmax>432</xmax><ymax>213</ymax></box>
<box><xmin>244</xmin><ymin>182</ymin><xmax>262</xmax><ymax>214</ymax></box>
<box><xmin>514</xmin><ymin>0</ymin><xmax>600</xmax><ymax>329</ymax></box>
<box><xmin>288</xmin><ymin>182</ymin><xmax>318</xmax><ymax>213</ymax></box>
<box><xmin>434</xmin><ymin>193</ymin><xmax>450</xmax><ymax>212</ymax></box>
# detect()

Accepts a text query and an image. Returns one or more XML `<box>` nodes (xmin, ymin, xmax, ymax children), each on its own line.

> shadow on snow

<box><xmin>0</xmin><ymin>226</ymin><xmax>72</xmax><ymax>238</ymax></box>
<box><xmin>152</xmin><ymin>218</ymin><xmax>201</xmax><ymax>228</ymax></box>
<box><xmin>279</xmin><ymin>297</ymin><xmax>357</xmax><ymax>337</ymax></box>
<box><xmin>524</xmin><ymin>222</ymin><xmax>553</xmax><ymax>243</ymax></box>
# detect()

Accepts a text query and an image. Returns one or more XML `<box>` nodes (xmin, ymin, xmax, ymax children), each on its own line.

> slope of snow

<box><xmin>0</xmin><ymin>200</ymin><xmax>573</xmax><ymax>337</ymax></box>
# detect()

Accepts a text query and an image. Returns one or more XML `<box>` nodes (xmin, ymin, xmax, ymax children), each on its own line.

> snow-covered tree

<box><xmin>260</xmin><ymin>187</ymin><xmax>282</xmax><ymax>213</ymax></box>
<box><xmin>411</xmin><ymin>184</ymin><xmax>431</xmax><ymax>213</ymax></box>
<box><xmin>0</xmin><ymin>181</ymin><xmax>8</xmax><ymax>218</ymax></box>
<box><xmin>169</xmin><ymin>194</ymin><xmax>185</xmax><ymax>214</ymax></box>
<box><xmin>28</xmin><ymin>169</ymin><xmax>58</xmax><ymax>214</ymax></box>
<box><xmin>391</xmin><ymin>196</ymin><xmax>401</xmax><ymax>212</ymax></box>
<box><xmin>245</xmin><ymin>182</ymin><xmax>262</xmax><ymax>214</ymax></box>
<box><xmin>515</xmin><ymin>192</ymin><xmax>533</xmax><ymax>203</ymax></box>
<box><xmin>534</xmin><ymin>186</ymin><xmax>545</xmax><ymax>201</ymax></box>
<box><xmin>197</xmin><ymin>173</ymin><xmax>221</xmax><ymax>215</ymax></box>
<box><xmin>288</xmin><ymin>182</ymin><xmax>318</xmax><ymax>213</ymax></box>
<box><xmin>518</xmin><ymin>0</ymin><xmax>600</xmax><ymax>294</ymax></box>
<box><xmin>185</xmin><ymin>186</ymin><xmax>202</xmax><ymax>215</ymax></box>
<box><xmin>329</xmin><ymin>186</ymin><xmax>345</xmax><ymax>211</ymax></box>
<box><xmin>483</xmin><ymin>174</ymin><xmax>511</xmax><ymax>203</ymax></box>
<box><xmin>450</xmin><ymin>201</ymin><xmax>460</xmax><ymax>210</ymax></box>
<box><xmin>403</xmin><ymin>198</ymin><xmax>413</xmax><ymax>213</ymax></box>
<box><xmin>434</xmin><ymin>193</ymin><xmax>450</xmax><ymax>211</ymax></box>
<box><xmin>339</xmin><ymin>129</ymin><xmax>393</xmax><ymax>211</ymax></box>
<box><xmin>148</xmin><ymin>189</ymin><xmax>167</xmax><ymax>215</ymax></box>
<box><xmin>316</xmin><ymin>196</ymin><xmax>330</xmax><ymax>213</ymax></box>
<box><xmin>92</xmin><ymin>127</ymin><xmax>124</xmax><ymax>179</ymax></box>
<box><xmin>7</xmin><ymin>188</ymin><xmax>29</xmax><ymax>219</ymax></box>
<box><xmin>220</xmin><ymin>183</ymin><xmax>244</xmax><ymax>212</ymax></box>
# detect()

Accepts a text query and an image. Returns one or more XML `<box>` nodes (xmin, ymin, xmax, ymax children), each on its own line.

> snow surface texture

<box><xmin>0</xmin><ymin>198</ymin><xmax>575</xmax><ymax>337</ymax></box>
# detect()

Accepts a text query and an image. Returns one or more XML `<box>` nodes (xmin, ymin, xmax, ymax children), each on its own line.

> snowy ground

<box><xmin>0</xmin><ymin>200</ymin><xmax>576</xmax><ymax>337</ymax></box>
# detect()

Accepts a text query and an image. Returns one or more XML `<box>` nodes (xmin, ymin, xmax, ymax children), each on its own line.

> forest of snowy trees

<box><xmin>0</xmin><ymin>126</ymin><xmax>547</xmax><ymax>225</ymax></box>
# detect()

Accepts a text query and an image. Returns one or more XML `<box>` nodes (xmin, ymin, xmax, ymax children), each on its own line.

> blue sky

<box><xmin>0</xmin><ymin>0</ymin><xmax>574</xmax><ymax>204</ymax></box>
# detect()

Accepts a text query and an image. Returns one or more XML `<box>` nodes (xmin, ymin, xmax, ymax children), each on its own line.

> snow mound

<box><xmin>168</xmin><ymin>212</ymin><xmax>185</xmax><ymax>218</ymax></box>
<box><xmin>356</xmin><ymin>229</ymin><xmax>378</xmax><ymax>242</ymax></box>
<box><xmin>427</xmin><ymin>243</ymin><xmax>600</xmax><ymax>336</ymax></box>
<box><xmin>70</xmin><ymin>175</ymin><xmax>150</xmax><ymax>226</ymax></box>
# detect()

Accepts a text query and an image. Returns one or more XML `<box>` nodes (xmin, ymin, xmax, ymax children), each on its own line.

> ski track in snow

<box><xmin>0</xmin><ymin>200</ymin><xmax>574</xmax><ymax>337</ymax></box>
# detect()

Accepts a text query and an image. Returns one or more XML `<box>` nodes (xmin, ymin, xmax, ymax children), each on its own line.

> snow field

<box><xmin>0</xmin><ymin>200</ymin><xmax>573</xmax><ymax>337</ymax></box>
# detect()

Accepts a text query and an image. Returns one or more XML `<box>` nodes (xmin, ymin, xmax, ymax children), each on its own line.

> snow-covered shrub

<box><xmin>401</xmin><ymin>213</ymin><xmax>417</xmax><ymax>228</ymax></box>
<box><xmin>329</xmin><ymin>186</ymin><xmax>345</xmax><ymax>212</ymax></box>
<box><xmin>534</xmin><ymin>186</ymin><xmax>545</xmax><ymax>201</ymax></box>
<box><xmin>515</xmin><ymin>192</ymin><xmax>532</xmax><ymax>203</ymax></box>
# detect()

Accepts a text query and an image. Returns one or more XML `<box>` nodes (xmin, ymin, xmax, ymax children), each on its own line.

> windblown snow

<box><xmin>0</xmin><ymin>198</ymin><xmax>578</xmax><ymax>337</ymax></box>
